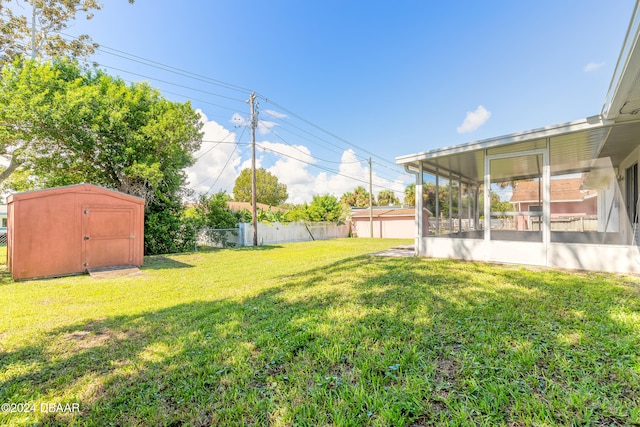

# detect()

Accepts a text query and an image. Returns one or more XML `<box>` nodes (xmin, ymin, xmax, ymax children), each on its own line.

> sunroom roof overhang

<box><xmin>396</xmin><ymin>116</ymin><xmax>618</xmax><ymax>186</ymax></box>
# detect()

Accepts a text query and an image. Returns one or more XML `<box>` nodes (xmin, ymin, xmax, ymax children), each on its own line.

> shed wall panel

<box><xmin>7</xmin><ymin>184</ymin><xmax>144</xmax><ymax>280</ymax></box>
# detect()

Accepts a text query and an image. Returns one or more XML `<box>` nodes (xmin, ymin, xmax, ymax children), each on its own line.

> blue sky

<box><xmin>57</xmin><ymin>0</ymin><xmax>636</xmax><ymax>203</ymax></box>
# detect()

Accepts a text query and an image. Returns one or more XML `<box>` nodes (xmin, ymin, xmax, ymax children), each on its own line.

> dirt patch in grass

<box><xmin>434</xmin><ymin>357</ymin><xmax>458</xmax><ymax>384</ymax></box>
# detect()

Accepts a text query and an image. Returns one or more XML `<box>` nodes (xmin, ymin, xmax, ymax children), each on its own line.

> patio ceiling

<box><xmin>397</xmin><ymin>116</ymin><xmax>619</xmax><ymax>185</ymax></box>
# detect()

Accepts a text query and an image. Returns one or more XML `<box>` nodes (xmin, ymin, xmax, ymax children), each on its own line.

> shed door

<box><xmin>82</xmin><ymin>205</ymin><xmax>135</xmax><ymax>269</ymax></box>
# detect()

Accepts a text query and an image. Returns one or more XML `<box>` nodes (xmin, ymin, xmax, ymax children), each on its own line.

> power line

<box><xmin>191</xmin><ymin>127</ymin><xmax>247</xmax><ymax>190</ymax></box>
<box><xmin>196</xmin><ymin>131</ymin><xmax>234</xmax><ymax>159</ymax></box>
<box><xmin>56</xmin><ymin>30</ymin><xmax>406</xmax><ymax>174</ymax></box>
<box><xmin>258</xmin><ymin>95</ymin><xmax>406</xmax><ymax>172</ymax></box>
<box><xmin>206</xmin><ymin>144</ymin><xmax>240</xmax><ymax>194</ymax></box>
<box><xmin>264</xmin><ymin>125</ymin><xmax>361</xmax><ymax>165</ymax></box>
<box><xmin>16</xmin><ymin>28</ymin><xmax>411</xmax><ymax>190</ymax></box>
<box><xmin>256</xmin><ymin>142</ymin><xmax>405</xmax><ymax>193</ymax></box>
<box><xmin>95</xmin><ymin>44</ymin><xmax>254</xmax><ymax>95</ymax></box>
<box><xmin>95</xmin><ymin>62</ymin><xmax>247</xmax><ymax>104</ymax></box>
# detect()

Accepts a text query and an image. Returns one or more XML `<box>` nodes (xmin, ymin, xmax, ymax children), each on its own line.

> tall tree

<box><xmin>233</xmin><ymin>168</ymin><xmax>288</xmax><ymax>206</ymax></box>
<box><xmin>193</xmin><ymin>192</ymin><xmax>241</xmax><ymax>229</ymax></box>
<box><xmin>404</xmin><ymin>183</ymin><xmax>416</xmax><ymax>207</ymax></box>
<box><xmin>0</xmin><ymin>0</ymin><xmax>134</xmax><ymax>64</ymax></box>
<box><xmin>339</xmin><ymin>191</ymin><xmax>355</xmax><ymax>206</ymax></box>
<box><xmin>23</xmin><ymin>60</ymin><xmax>203</xmax><ymax>204</ymax></box>
<box><xmin>0</xmin><ymin>58</ymin><xmax>59</xmax><ymax>186</ymax></box>
<box><xmin>0</xmin><ymin>59</ymin><xmax>203</xmax><ymax>254</ymax></box>
<box><xmin>340</xmin><ymin>186</ymin><xmax>373</xmax><ymax>207</ymax></box>
<box><xmin>377</xmin><ymin>189</ymin><xmax>400</xmax><ymax>206</ymax></box>
<box><xmin>306</xmin><ymin>194</ymin><xmax>346</xmax><ymax>223</ymax></box>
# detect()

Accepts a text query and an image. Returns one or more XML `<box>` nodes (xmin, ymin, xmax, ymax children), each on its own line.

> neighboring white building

<box><xmin>397</xmin><ymin>1</ymin><xmax>640</xmax><ymax>273</ymax></box>
<box><xmin>0</xmin><ymin>204</ymin><xmax>6</xmax><ymax>227</ymax></box>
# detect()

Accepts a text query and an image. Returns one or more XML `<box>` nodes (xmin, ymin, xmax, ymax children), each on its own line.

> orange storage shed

<box><xmin>7</xmin><ymin>183</ymin><xmax>145</xmax><ymax>280</ymax></box>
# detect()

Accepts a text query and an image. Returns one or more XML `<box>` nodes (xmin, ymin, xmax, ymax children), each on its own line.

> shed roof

<box><xmin>7</xmin><ymin>183</ymin><xmax>145</xmax><ymax>204</ymax></box>
<box><xmin>351</xmin><ymin>207</ymin><xmax>430</xmax><ymax>218</ymax></box>
<box><xmin>226</xmin><ymin>201</ymin><xmax>287</xmax><ymax>213</ymax></box>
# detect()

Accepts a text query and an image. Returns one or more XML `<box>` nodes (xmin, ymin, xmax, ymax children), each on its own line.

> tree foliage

<box><xmin>193</xmin><ymin>192</ymin><xmax>241</xmax><ymax>229</ymax></box>
<box><xmin>145</xmin><ymin>191</ymin><xmax>199</xmax><ymax>255</ymax></box>
<box><xmin>0</xmin><ymin>58</ymin><xmax>59</xmax><ymax>185</ymax></box>
<box><xmin>305</xmin><ymin>194</ymin><xmax>346</xmax><ymax>223</ymax></box>
<box><xmin>0</xmin><ymin>0</ymin><xmax>134</xmax><ymax>64</ymax></box>
<box><xmin>233</xmin><ymin>168</ymin><xmax>288</xmax><ymax>206</ymax></box>
<box><xmin>0</xmin><ymin>59</ymin><xmax>203</xmax><ymax>254</ymax></box>
<box><xmin>1</xmin><ymin>59</ymin><xmax>203</xmax><ymax>203</ymax></box>
<box><xmin>377</xmin><ymin>189</ymin><xmax>400</xmax><ymax>206</ymax></box>
<box><xmin>405</xmin><ymin>182</ymin><xmax>513</xmax><ymax>218</ymax></box>
<box><xmin>189</xmin><ymin>192</ymin><xmax>243</xmax><ymax>248</ymax></box>
<box><xmin>340</xmin><ymin>186</ymin><xmax>373</xmax><ymax>207</ymax></box>
<box><xmin>404</xmin><ymin>182</ymin><xmax>463</xmax><ymax>217</ymax></box>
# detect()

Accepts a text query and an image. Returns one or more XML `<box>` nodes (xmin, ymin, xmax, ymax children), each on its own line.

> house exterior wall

<box><xmin>597</xmin><ymin>175</ymin><xmax>623</xmax><ymax>233</ymax></box>
<box><xmin>352</xmin><ymin>216</ymin><xmax>414</xmax><ymax>238</ymax></box>
<box><xmin>0</xmin><ymin>204</ymin><xmax>7</xmax><ymax>227</ymax></box>
<box><xmin>619</xmin><ymin>146</ymin><xmax>640</xmax><ymax>184</ymax></box>
<box><xmin>352</xmin><ymin>210</ymin><xmax>430</xmax><ymax>238</ymax></box>
<box><xmin>519</xmin><ymin>200</ymin><xmax>597</xmax><ymax>216</ymax></box>
<box><xmin>619</xmin><ymin>145</ymin><xmax>640</xmax><ymax>225</ymax></box>
<box><xmin>418</xmin><ymin>236</ymin><xmax>640</xmax><ymax>273</ymax></box>
<box><xmin>515</xmin><ymin>200</ymin><xmax>598</xmax><ymax>230</ymax></box>
<box><xmin>7</xmin><ymin>184</ymin><xmax>144</xmax><ymax>280</ymax></box>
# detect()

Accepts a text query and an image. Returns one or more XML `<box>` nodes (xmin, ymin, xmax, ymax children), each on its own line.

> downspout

<box><xmin>404</xmin><ymin>164</ymin><xmax>423</xmax><ymax>256</ymax></box>
<box><xmin>449</xmin><ymin>173</ymin><xmax>453</xmax><ymax>234</ymax></box>
<box><xmin>458</xmin><ymin>176</ymin><xmax>463</xmax><ymax>234</ymax></box>
<box><xmin>435</xmin><ymin>173</ymin><xmax>440</xmax><ymax>234</ymax></box>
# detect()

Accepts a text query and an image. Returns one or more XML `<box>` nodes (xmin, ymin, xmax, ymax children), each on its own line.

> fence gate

<box><xmin>82</xmin><ymin>205</ymin><xmax>135</xmax><ymax>269</ymax></box>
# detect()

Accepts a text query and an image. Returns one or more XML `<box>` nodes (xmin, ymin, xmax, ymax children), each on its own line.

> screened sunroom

<box><xmin>397</xmin><ymin>118</ymin><xmax>640</xmax><ymax>273</ymax></box>
<box><xmin>397</xmin><ymin>1</ymin><xmax>640</xmax><ymax>274</ymax></box>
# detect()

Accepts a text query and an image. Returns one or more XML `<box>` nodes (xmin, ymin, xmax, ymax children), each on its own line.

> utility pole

<box><xmin>369</xmin><ymin>157</ymin><xmax>373</xmax><ymax>238</ymax></box>
<box><xmin>249</xmin><ymin>92</ymin><xmax>258</xmax><ymax>246</ymax></box>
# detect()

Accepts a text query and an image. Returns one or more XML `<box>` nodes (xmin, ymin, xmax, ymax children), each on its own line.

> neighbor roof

<box><xmin>226</xmin><ymin>201</ymin><xmax>286</xmax><ymax>213</ymax></box>
<box><xmin>510</xmin><ymin>178</ymin><xmax>597</xmax><ymax>203</ymax></box>
<box><xmin>350</xmin><ymin>207</ymin><xmax>430</xmax><ymax>218</ymax></box>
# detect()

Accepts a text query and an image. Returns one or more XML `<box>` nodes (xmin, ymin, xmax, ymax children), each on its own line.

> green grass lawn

<box><xmin>1</xmin><ymin>238</ymin><xmax>639</xmax><ymax>426</ymax></box>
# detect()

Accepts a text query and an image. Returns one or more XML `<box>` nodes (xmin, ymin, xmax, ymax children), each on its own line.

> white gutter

<box><xmin>602</xmin><ymin>0</ymin><xmax>640</xmax><ymax>120</ymax></box>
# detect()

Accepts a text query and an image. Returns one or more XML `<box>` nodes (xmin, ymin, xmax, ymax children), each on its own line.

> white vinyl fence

<box><xmin>197</xmin><ymin>221</ymin><xmax>351</xmax><ymax>248</ymax></box>
<box><xmin>240</xmin><ymin>221</ymin><xmax>350</xmax><ymax>246</ymax></box>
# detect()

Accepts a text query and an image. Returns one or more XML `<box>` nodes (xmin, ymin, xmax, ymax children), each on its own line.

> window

<box><xmin>626</xmin><ymin>163</ymin><xmax>638</xmax><ymax>224</ymax></box>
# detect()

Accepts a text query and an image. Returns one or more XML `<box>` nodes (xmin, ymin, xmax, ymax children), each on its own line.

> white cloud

<box><xmin>262</xmin><ymin>109</ymin><xmax>287</xmax><ymax>119</ymax></box>
<box><xmin>261</xmin><ymin>141</ymin><xmax>317</xmax><ymax>204</ymax></box>
<box><xmin>231</xmin><ymin>112</ymin><xmax>246</xmax><ymax>127</ymax></box>
<box><xmin>257</xmin><ymin>120</ymin><xmax>277</xmax><ymax>135</ymax></box>
<box><xmin>187</xmin><ymin>118</ymin><xmax>410</xmax><ymax>205</ymax></box>
<box><xmin>310</xmin><ymin>150</ymin><xmax>407</xmax><ymax>204</ymax></box>
<box><xmin>583</xmin><ymin>62</ymin><xmax>605</xmax><ymax>72</ymax></box>
<box><xmin>457</xmin><ymin>105</ymin><xmax>491</xmax><ymax>133</ymax></box>
<box><xmin>185</xmin><ymin>111</ymin><xmax>241</xmax><ymax>197</ymax></box>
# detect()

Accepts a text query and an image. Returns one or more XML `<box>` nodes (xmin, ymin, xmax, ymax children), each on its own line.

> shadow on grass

<box><xmin>141</xmin><ymin>256</ymin><xmax>194</xmax><ymax>270</ymax></box>
<box><xmin>1</xmin><ymin>256</ymin><xmax>639</xmax><ymax>426</ymax></box>
<box><xmin>0</xmin><ymin>269</ymin><xmax>13</xmax><ymax>286</ymax></box>
<box><xmin>232</xmin><ymin>244</ymin><xmax>283</xmax><ymax>252</ymax></box>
